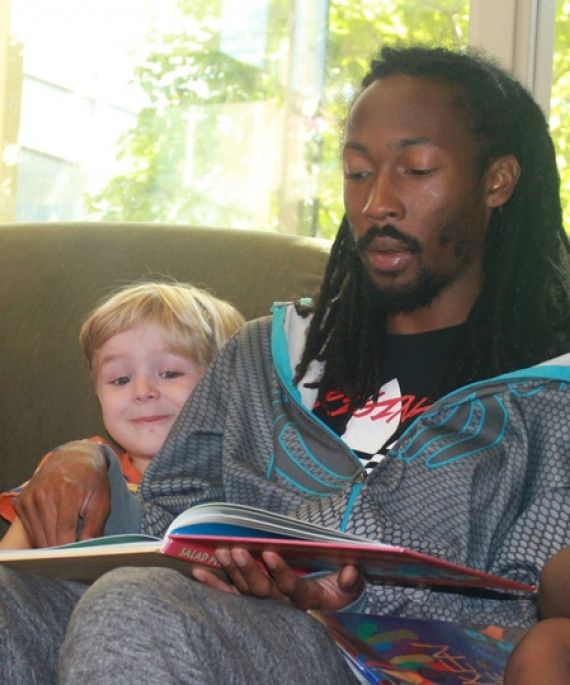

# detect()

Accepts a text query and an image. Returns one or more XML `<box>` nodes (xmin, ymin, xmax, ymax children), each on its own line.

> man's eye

<box><xmin>111</xmin><ymin>376</ymin><xmax>130</xmax><ymax>386</ymax></box>
<box><xmin>344</xmin><ymin>171</ymin><xmax>371</xmax><ymax>181</ymax></box>
<box><xmin>161</xmin><ymin>370</ymin><xmax>183</xmax><ymax>379</ymax></box>
<box><xmin>406</xmin><ymin>168</ymin><xmax>435</xmax><ymax>176</ymax></box>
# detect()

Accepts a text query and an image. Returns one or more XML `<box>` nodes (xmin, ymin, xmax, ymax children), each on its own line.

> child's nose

<box><xmin>132</xmin><ymin>378</ymin><xmax>158</xmax><ymax>402</ymax></box>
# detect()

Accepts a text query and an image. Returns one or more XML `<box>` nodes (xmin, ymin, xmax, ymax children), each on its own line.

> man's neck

<box><xmin>387</xmin><ymin>308</ymin><xmax>468</xmax><ymax>334</ymax></box>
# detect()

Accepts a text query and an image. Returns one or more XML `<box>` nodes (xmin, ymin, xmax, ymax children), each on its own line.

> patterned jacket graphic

<box><xmin>138</xmin><ymin>303</ymin><xmax>570</xmax><ymax>628</ymax></box>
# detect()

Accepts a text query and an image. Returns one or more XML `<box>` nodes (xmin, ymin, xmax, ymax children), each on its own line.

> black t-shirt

<box><xmin>312</xmin><ymin>325</ymin><xmax>464</xmax><ymax>470</ymax></box>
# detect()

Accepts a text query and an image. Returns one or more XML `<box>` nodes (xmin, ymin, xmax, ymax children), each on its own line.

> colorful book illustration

<box><xmin>0</xmin><ymin>502</ymin><xmax>536</xmax><ymax>593</ymax></box>
<box><xmin>311</xmin><ymin>611</ymin><xmax>524</xmax><ymax>684</ymax></box>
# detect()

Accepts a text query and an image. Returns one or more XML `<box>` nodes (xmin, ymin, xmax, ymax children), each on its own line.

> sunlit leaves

<box><xmin>83</xmin><ymin>0</ymin><xmax>568</xmax><ymax>236</ymax></box>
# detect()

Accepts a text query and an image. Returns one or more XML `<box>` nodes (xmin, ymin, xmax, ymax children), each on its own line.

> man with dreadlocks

<box><xmin>3</xmin><ymin>45</ymin><xmax>570</xmax><ymax>684</ymax></box>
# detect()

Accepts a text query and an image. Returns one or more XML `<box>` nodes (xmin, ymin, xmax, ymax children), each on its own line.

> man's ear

<box><xmin>484</xmin><ymin>154</ymin><xmax>521</xmax><ymax>208</ymax></box>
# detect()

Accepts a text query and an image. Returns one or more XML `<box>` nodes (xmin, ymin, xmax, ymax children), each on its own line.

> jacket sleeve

<box><xmin>102</xmin><ymin>446</ymin><xmax>142</xmax><ymax>535</ymax></box>
<box><xmin>355</xmin><ymin>378</ymin><xmax>570</xmax><ymax>628</ymax></box>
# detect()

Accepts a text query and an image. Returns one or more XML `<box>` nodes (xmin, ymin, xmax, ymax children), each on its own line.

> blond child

<box><xmin>0</xmin><ymin>281</ymin><xmax>244</xmax><ymax>549</ymax></box>
<box><xmin>504</xmin><ymin>545</ymin><xmax>570</xmax><ymax>684</ymax></box>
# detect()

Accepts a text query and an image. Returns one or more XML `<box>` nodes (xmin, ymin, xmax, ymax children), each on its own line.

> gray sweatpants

<box><xmin>0</xmin><ymin>565</ymin><xmax>357</xmax><ymax>684</ymax></box>
<box><xmin>0</xmin><ymin>566</ymin><xmax>87</xmax><ymax>684</ymax></box>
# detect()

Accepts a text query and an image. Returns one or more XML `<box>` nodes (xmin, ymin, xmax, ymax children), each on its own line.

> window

<box><xmin>551</xmin><ymin>0</ymin><xmax>570</xmax><ymax>229</ymax></box>
<box><xmin>1</xmin><ymin>1</ymin><xmax>567</xmax><ymax>236</ymax></box>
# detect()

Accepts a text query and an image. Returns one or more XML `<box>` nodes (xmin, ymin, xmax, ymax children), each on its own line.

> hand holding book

<box><xmin>194</xmin><ymin>545</ymin><xmax>365</xmax><ymax>612</ymax></box>
<box><xmin>0</xmin><ymin>502</ymin><xmax>536</xmax><ymax>595</ymax></box>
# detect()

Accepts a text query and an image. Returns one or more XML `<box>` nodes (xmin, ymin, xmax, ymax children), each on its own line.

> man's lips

<box><xmin>363</xmin><ymin>236</ymin><xmax>415</xmax><ymax>273</ymax></box>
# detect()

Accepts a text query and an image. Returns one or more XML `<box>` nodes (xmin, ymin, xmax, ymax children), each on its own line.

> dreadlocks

<box><xmin>295</xmin><ymin>45</ymin><xmax>570</xmax><ymax>425</ymax></box>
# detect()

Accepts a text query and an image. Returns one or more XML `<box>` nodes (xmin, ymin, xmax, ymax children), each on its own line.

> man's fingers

<box><xmin>338</xmin><ymin>564</ymin><xmax>364</xmax><ymax>595</ymax></box>
<box><xmin>213</xmin><ymin>548</ymin><xmax>289</xmax><ymax>600</ymax></box>
<box><xmin>16</xmin><ymin>490</ymin><xmax>82</xmax><ymax>547</ymax></box>
<box><xmin>13</xmin><ymin>497</ymin><xmax>48</xmax><ymax>548</ymax></box>
<box><xmin>13</xmin><ymin>443</ymin><xmax>111</xmax><ymax>548</ymax></box>
<box><xmin>191</xmin><ymin>567</ymin><xmax>240</xmax><ymax>594</ymax></box>
<box><xmin>77</xmin><ymin>490</ymin><xmax>111</xmax><ymax>541</ymax></box>
<box><xmin>204</xmin><ymin>548</ymin><xmax>363</xmax><ymax>613</ymax></box>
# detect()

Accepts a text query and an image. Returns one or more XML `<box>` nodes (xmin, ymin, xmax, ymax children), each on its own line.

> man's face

<box><xmin>343</xmin><ymin>75</ymin><xmax>493</xmax><ymax>314</ymax></box>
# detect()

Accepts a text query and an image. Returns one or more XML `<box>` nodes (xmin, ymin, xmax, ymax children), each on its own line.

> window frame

<box><xmin>469</xmin><ymin>0</ymin><xmax>557</xmax><ymax>115</ymax></box>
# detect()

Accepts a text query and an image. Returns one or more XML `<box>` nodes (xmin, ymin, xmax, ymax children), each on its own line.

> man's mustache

<box><xmin>356</xmin><ymin>224</ymin><xmax>421</xmax><ymax>254</ymax></box>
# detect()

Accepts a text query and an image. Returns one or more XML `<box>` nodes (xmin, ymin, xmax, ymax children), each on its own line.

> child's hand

<box><xmin>0</xmin><ymin>516</ymin><xmax>33</xmax><ymax>549</ymax></box>
<box><xmin>14</xmin><ymin>441</ymin><xmax>110</xmax><ymax>548</ymax></box>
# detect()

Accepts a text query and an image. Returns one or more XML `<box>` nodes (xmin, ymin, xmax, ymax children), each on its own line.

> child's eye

<box><xmin>160</xmin><ymin>370</ymin><xmax>184</xmax><ymax>379</ymax></box>
<box><xmin>111</xmin><ymin>376</ymin><xmax>131</xmax><ymax>386</ymax></box>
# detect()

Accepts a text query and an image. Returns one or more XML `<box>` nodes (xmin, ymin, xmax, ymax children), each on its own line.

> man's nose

<box><xmin>362</xmin><ymin>173</ymin><xmax>404</xmax><ymax>223</ymax></box>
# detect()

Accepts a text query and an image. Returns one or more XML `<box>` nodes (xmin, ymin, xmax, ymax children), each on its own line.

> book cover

<box><xmin>163</xmin><ymin>534</ymin><xmax>534</xmax><ymax>593</ymax></box>
<box><xmin>0</xmin><ymin>534</ymin><xmax>225</xmax><ymax>583</ymax></box>
<box><xmin>0</xmin><ymin>502</ymin><xmax>536</xmax><ymax>593</ymax></box>
<box><xmin>311</xmin><ymin>611</ymin><xmax>524</xmax><ymax>684</ymax></box>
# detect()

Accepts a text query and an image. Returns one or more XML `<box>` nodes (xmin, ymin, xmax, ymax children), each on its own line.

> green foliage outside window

<box><xmin>552</xmin><ymin>1</ymin><xmax>570</xmax><ymax>233</ymax></box>
<box><xmin>83</xmin><ymin>0</ymin><xmax>570</xmax><ymax>238</ymax></box>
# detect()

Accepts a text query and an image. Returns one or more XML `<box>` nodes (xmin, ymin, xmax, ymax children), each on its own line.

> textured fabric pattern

<box><xmin>140</xmin><ymin>305</ymin><xmax>570</xmax><ymax>629</ymax></box>
<box><xmin>0</xmin><ymin>566</ymin><xmax>87</xmax><ymax>684</ymax></box>
<box><xmin>59</xmin><ymin>567</ymin><xmax>357</xmax><ymax>684</ymax></box>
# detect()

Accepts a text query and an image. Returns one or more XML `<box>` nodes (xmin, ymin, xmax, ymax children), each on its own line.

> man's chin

<box><xmin>366</xmin><ymin>274</ymin><xmax>450</xmax><ymax>314</ymax></box>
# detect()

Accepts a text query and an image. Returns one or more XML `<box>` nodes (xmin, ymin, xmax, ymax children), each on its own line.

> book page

<box><xmin>166</xmin><ymin>501</ymin><xmax>374</xmax><ymax>544</ymax></box>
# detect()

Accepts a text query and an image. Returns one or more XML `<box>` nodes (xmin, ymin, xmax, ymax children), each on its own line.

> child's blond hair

<box><xmin>79</xmin><ymin>282</ymin><xmax>245</xmax><ymax>374</ymax></box>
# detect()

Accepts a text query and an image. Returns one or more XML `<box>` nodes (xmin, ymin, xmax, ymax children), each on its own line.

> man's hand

<box><xmin>14</xmin><ymin>441</ymin><xmax>111</xmax><ymax>548</ymax></box>
<box><xmin>192</xmin><ymin>547</ymin><xmax>364</xmax><ymax>612</ymax></box>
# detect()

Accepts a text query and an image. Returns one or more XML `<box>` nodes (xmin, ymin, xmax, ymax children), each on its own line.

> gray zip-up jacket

<box><xmin>106</xmin><ymin>303</ymin><xmax>570</xmax><ymax>629</ymax></box>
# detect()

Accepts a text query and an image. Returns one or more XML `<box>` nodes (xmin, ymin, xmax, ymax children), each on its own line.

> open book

<box><xmin>310</xmin><ymin>611</ymin><xmax>524</xmax><ymax>684</ymax></box>
<box><xmin>0</xmin><ymin>501</ymin><xmax>536</xmax><ymax>592</ymax></box>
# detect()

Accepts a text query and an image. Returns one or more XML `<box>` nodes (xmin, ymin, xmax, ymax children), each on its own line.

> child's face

<box><xmin>93</xmin><ymin>321</ymin><xmax>205</xmax><ymax>472</ymax></box>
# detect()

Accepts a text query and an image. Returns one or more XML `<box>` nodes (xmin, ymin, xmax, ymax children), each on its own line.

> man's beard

<box><xmin>362</xmin><ymin>263</ymin><xmax>455</xmax><ymax>314</ymax></box>
<box><xmin>356</xmin><ymin>222</ymin><xmax>467</xmax><ymax>314</ymax></box>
